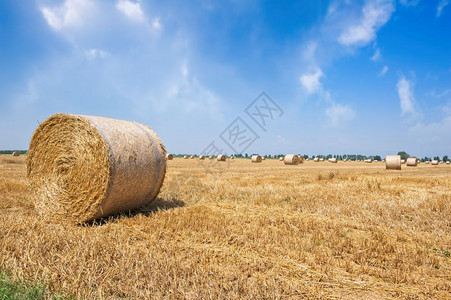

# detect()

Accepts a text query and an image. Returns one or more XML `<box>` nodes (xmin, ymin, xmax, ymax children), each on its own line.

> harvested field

<box><xmin>0</xmin><ymin>156</ymin><xmax>450</xmax><ymax>299</ymax></box>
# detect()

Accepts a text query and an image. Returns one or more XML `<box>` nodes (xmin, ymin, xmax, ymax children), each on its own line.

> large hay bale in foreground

<box><xmin>12</xmin><ymin>151</ymin><xmax>20</xmax><ymax>156</ymax></box>
<box><xmin>166</xmin><ymin>153</ymin><xmax>173</xmax><ymax>160</ymax></box>
<box><xmin>386</xmin><ymin>155</ymin><xmax>401</xmax><ymax>170</ymax></box>
<box><xmin>27</xmin><ymin>114</ymin><xmax>167</xmax><ymax>223</ymax></box>
<box><xmin>251</xmin><ymin>155</ymin><xmax>262</xmax><ymax>163</ymax></box>
<box><xmin>406</xmin><ymin>157</ymin><xmax>418</xmax><ymax>166</ymax></box>
<box><xmin>284</xmin><ymin>154</ymin><xmax>299</xmax><ymax>165</ymax></box>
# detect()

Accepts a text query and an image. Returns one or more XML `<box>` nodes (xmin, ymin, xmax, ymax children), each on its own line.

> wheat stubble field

<box><xmin>0</xmin><ymin>155</ymin><xmax>450</xmax><ymax>299</ymax></box>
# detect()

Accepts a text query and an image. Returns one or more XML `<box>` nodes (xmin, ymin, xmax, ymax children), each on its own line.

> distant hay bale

<box><xmin>284</xmin><ymin>154</ymin><xmax>300</xmax><ymax>165</ymax></box>
<box><xmin>261</xmin><ymin>156</ymin><xmax>266</xmax><ymax>160</ymax></box>
<box><xmin>328</xmin><ymin>158</ymin><xmax>337</xmax><ymax>163</ymax></box>
<box><xmin>406</xmin><ymin>157</ymin><xmax>418</xmax><ymax>166</ymax></box>
<box><xmin>446</xmin><ymin>161</ymin><xmax>450</xmax><ymax>164</ymax></box>
<box><xmin>26</xmin><ymin>113</ymin><xmax>166</xmax><ymax>223</ymax></box>
<box><xmin>217</xmin><ymin>154</ymin><xmax>226</xmax><ymax>161</ymax></box>
<box><xmin>313</xmin><ymin>157</ymin><xmax>319</xmax><ymax>162</ymax></box>
<box><xmin>365</xmin><ymin>159</ymin><xmax>372</xmax><ymax>163</ymax></box>
<box><xmin>425</xmin><ymin>161</ymin><xmax>430</xmax><ymax>164</ymax></box>
<box><xmin>385</xmin><ymin>155</ymin><xmax>401</xmax><ymax>170</ymax></box>
<box><xmin>251</xmin><ymin>155</ymin><xmax>262</xmax><ymax>163</ymax></box>
<box><xmin>190</xmin><ymin>155</ymin><xmax>195</xmax><ymax>159</ymax></box>
<box><xmin>12</xmin><ymin>151</ymin><xmax>20</xmax><ymax>156</ymax></box>
<box><xmin>279</xmin><ymin>157</ymin><xmax>284</xmax><ymax>161</ymax></box>
<box><xmin>319</xmin><ymin>158</ymin><xmax>324</xmax><ymax>162</ymax></box>
<box><xmin>209</xmin><ymin>156</ymin><xmax>214</xmax><ymax>160</ymax></box>
<box><xmin>401</xmin><ymin>159</ymin><xmax>406</xmax><ymax>164</ymax></box>
<box><xmin>431</xmin><ymin>160</ymin><xmax>439</xmax><ymax>165</ymax></box>
<box><xmin>199</xmin><ymin>155</ymin><xmax>205</xmax><ymax>160</ymax></box>
<box><xmin>184</xmin><ymin>155</ymin><xmax>189</xmax><ymax>159</ymax></box>
<box><xmin>231</xmin><ymin>156</ymin><xmax>235</xmax><ymax>159</ymax></box>
<box><xmin>166</xmin><ymin>153</ymin><xmax>173</xmax><ymax>160</ymax></box>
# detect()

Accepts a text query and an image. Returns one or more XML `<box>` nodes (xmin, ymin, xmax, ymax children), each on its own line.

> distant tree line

<box><xmin>0</xmin><ymin>150</ymin><xmax>27</xmax><ymax>155</ymax></box>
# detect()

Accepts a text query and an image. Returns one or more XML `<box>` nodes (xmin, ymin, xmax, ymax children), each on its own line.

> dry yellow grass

<box><xmin>0</xmin><ymin>155</ymin><xmax>450</xmax><ymax>299</ymax></box>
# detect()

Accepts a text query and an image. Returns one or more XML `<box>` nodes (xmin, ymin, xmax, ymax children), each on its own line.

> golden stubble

<box><xmin>0</xmin><ymin>157</ymin><xmax>450</xmax><ymax>299</ymax></box>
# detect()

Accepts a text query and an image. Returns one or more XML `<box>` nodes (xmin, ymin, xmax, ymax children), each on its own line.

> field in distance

<box><xmin>0</xmin><ymin>155</ymin><xmax>450</xmax><ymax>299</ymax></box>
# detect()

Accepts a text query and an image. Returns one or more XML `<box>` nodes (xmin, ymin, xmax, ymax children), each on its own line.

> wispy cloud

<box><xmin>397</xmin><ymin>76</ymin><xmax>416</xmax><ymax>115</ymax></box>
<box><xmin>378</xmin><ymin>65</ymin><xmax>388</xmax><ymax>76</ymax></box>
<box><xmin>40</xmin><ymin>0</ymin><xmax>94</xmax><ymax>30</ymax></box>
<box><xmin>85</xmin><ymin>48</ymin><xmax>109</xmax><ymax>60</ymax></box>
<box><xmin>399</xmin><ymin>0</ymin><xmax>420</xmax><ymax>7</ymax></box>
<box><xmin>436</xmin><ymin>0</ymin><xmax>449</xmax><ymax>17</ymax></box>
<box><xmin>371</xmin><ymin>48</ymin><xmax>381</xmax><ymax>61</ymax></box>
<box><xmin>116</xmin><ymin>0</ymin><xmax>145</xmax><ymax>22</ymax></box>
<box><xmin>299</xmin><ymin>68</ymin><xmax>323</xmax><ymax>95</ymax></box>
<box><xmin>338</xmin><ymin>0</ymin><xmax>394</xmax><ymax>47</ymax></box>
<box><xmin>325</xmin><ymin>103</ymin><xmax>355</xmax><ymax>127</ymax></box>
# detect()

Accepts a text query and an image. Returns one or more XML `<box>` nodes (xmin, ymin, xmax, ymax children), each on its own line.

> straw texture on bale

<box><xmin>406</xmin><ymin>157</ymin><xmax>418</xmax><ymax>167</ymax></box>
<box><xmin>217</xmin><ymin>155</ymin><xmax>226</xmax><ymax>161</ymax></box>
<box><xmin>26</xmin><ymin>114</ymin><xmax>167</xmax><ymax>223</ymax></box>
<box><xmin>284</xmin><ymin>154</ymin><xmax>300</xmax><ymax>165</ymax></box>
<box><xmin>199</xmin><ymin>155</ymin><xmax>205</xmax><ymax>160</ymax></box>
<box><xmin>12</xmin><ymin>151</ymin><xmax>20</xmax><ymax>156</ymax></box>
<box><xmin>251</xmin><ymin>155</ymin><xmax>262</xmax><ymax>163</ymax></box>
<box><xmin>329</xmin><ymin>158</ymin><xmax>338</xmax><ymax>163</ymax></box>
<box><xmin>385</xmin><ymin>155</ymin><xmax>401</xmax><ymax>170</ymax></box>
<box><xmin>431</xmin><ymin>160</ymin><xmax>439</xmax><ymax>165</ymax></box>
<box><xmin>166</xmin><ymin>153</ymin><xmax>173</xmax><ymax>160</ymax></box>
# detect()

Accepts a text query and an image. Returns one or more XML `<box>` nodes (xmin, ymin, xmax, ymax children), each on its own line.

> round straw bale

<box><xmin>209</xmin><ymin>156</ymin><xmax>214</xmax><ymax>160</ymax></box>
<box><xmin>406</xmin><ymin>157</ymin><xmax>418</xmax><ymax>166</ymax></box>
<box><xmin>446</xmin><ymin>161</ymin><xmax>450</xmax><ymax>164</ymax></box>
<box><xmin>284</xmin><ymin>154</ymin><xmax>300</xmax><ymax>165</ymax></box>
<box><xmin>166</xmin><ymin>153</ymin><xmax>173</xmax><ymax>160</ymax></box>
<box><xmin>328</xmin><ymin>158</ymin><xmax>337</xmax><ymax>163</ymax></box>
<box><xmin>261</xmin><ymin>156</ymin><xmax>266</xmax><ymax>160</ymax></box>
<box><xmin>190</xmin><ymin>155</ymin><xmax>195</xmax><ymax>159</ymax></box>
<box><xmin>12</xmin><ymin>151</ymin><xmax>20</xmax><ymax>156</ymax></box>
<box><xmin>365</xmin><ymin>159</ymin><xmax>372</xmax><ymax>163</ymax></box>
<box><xmin>199</xmin><ymin>155</ymin><xmax>205</xmax><ymax>160</ymax></box>
<box><xmin>313</xmin><ymin>157</ymin><xmax>319</xmax><ymax>162</ymax></box>
<box><xmin>217</xmin><ymin>154</ymin><xmax>226</xmax><ymax>161</ymax></box>
<box><xmin>425</xmin><ymin>161</ymin><xmax>430</xmax><ymax>164</ymax></box>
<box><xmin>183</xmin><ymin>155</ymin><xmax>189</xmax><ymax>159</ymax></box>
<box><xmin>431</xmin><ymin>160</ymin><xmax>439</xmax><ymax>165</ymax></box>
<box><xmin>251</xmin><ymin>155</ymin><xmax>262</xmax><ymax>163</ymax></box>
<box><xmin>279</xmin><ymin>157</ymin><xmax>284</xmax><ymax>161</ymax></box>
<box><xmin>231</xmin><ymin>156</ymin><xmax>235</xmax><ymax>159</ymax></box>
<box><xmin>401</xmin><ymin>159</ymin><xmax>406</xmax><ymax>164</ymax></box>
<box><xmin>319</xmin><ymin>158</ymin><xmax>324</xmax><ymax>162</ymax></box>
<box><xmin>385</xmin><ymin>155</ymin><xmax>401</xmax><ymax>170</ymax></box>
<box><xmin>26</xmin><ymin>114</ymin><xmax>166</xmax><ymax>223</ymax></box>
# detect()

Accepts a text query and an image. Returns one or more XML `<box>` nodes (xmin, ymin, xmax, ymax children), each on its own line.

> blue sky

<box><xmin>0</xmin><ymin>0</ymin><xmax>450</xmax><ymax>157</ymax></box>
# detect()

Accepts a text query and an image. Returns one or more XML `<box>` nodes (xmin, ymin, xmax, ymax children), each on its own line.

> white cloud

<box><xmin>152</xmin><ymin>18</ymin><xmax>162</xmax><ymax>30</ymax></box>
<box><xmin>40</xmin><ymin>0</ymin><xmax>94</xmax><ymax>30</ymax></box>
<box><xmin>399</xmin><ymin>0</ymin><xmax>420</xmax><ymax>7</ymax></box>
<box><xmin>338</xmin><ymin>0</ymin><xmax>394</xmax><ymax>46</ymax></box>
<box><xmin>371</xmin><ymin>48</ymin><xmax>381</xmax><ymax>61</ymax></box>
<box><xmin>397</xmin><ymin>76</ymin><xmax>416</xmax><ymax>115</ymax></box>
<box><xmin>325</xmin><ymin>103</ymin><xmax>355</xmax><ymax>127</ymax></box>
<box><xmin>436</xmin><ymin>0</ymin><xmax>449</xmax><ymax>17</ymax></box>
<box><xmin>85</xmin><ymin>48</ymin><xmax>109</xmax><ymax>60</ymax></box>
<box><xmin>116</xmin><ymin>0</ymin><xmax>145</xmax><ymax>22</ymax></box>
<box><xmin>299</xmin><ymin>68</ymin><xmax>323</xmax><ymax>95</ymax></box>
<box><xmin>378</xmin><ymin>65</ymin><xmax>388</xmax><ymax>76</ymax></box>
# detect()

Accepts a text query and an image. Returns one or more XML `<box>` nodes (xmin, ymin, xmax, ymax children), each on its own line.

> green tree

<box><xmin>443</xmin><ymin>155</ymin><xmax>448</xmax><ymax>162</ymax></box>
<box><xmin>397</xmin><ymin>151</ymin><xmax>410</xmax><ymax>160</ymax></box>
